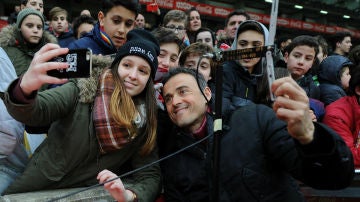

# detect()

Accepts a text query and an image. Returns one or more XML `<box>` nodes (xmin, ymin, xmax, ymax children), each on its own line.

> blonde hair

<box><xmin>110</xmin><ymin>66</ymin><xmax>157</xmax><ymax>155</ymax></box>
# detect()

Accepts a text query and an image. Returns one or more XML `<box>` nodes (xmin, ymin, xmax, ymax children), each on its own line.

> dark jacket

<box><xmin>297</xmin><ymin>73</ymin><xmax>320</xmax><ymax>100</ymax></box>
<box><xmin>222</xmin><ymin>21</ymin><xmax>271</xmax><ymax>114</ymax></box>
<box><xmin>67</xmin><ymin>23</ymin><xmax>117</xmax><ymax>55</ymax></box>
<box><xmin>47</xmin><ymin>27</ymin><xmax>76</xmax><ymax>48</ymax></box>
<box><xmin>222</xmin><ymin>60</ymin><xmax>261</xmax><ymax>114</ymax></box>
<box><xmin>319</xmin><ymin>55</ymin><xmax>352</xmax><ymax>105</ymax></box>
<box><xmin>0</xmin><ymin>24</ymin><xmax>57</xmax><ymax>76</ymax></box>
<box><xmin>3</xmin><ymin>56</ymin><xmax>161</xmax><ymax>201</ymax></box>
<box><xmin>160</xmin><ymin>103</ymin><xmax>354</xmax><ymax>202</ymax></box>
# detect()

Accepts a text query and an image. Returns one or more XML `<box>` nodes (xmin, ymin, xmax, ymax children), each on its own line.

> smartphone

<box><xmin>47</xmin><ymin>48</ymin><xmax>92</xmax><ymax>78</ymax></box>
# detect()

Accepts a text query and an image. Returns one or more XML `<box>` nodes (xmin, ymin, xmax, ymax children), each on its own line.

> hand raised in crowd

<box><xmin>20</xmin><ymin>43</ymin><xmax>69</xmax><ymax>96</ymax></box>
<box><xmin>271</xmin><ymin>77</ymin><xmax>315</xmax><ymax>145</ymax></box>
<box><xmin>97</xmin><ymin>169</ymin><xmax>135</xmax><ymax>202</ymax></box>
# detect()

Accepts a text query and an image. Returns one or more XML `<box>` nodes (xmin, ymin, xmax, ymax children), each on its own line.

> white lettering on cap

<box><xmin>129</xmin><ymin>46</ymin><xmax>146</xmax><ymax>54</ymax></box>
<box><xmin>147</xmin><ymin>51</ymin><xmax>154</xmax><ymax>61</ymax></box>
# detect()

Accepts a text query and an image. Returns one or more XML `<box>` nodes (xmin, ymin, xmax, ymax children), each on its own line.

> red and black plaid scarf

<box><xmin>93</xmin><ymin>69</ymin><xmax>133</xmax><ymax>154</ymax></box>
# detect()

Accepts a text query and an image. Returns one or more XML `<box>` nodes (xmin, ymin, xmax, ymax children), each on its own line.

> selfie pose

<box><xmin>2</xmin><ymin>29</ymin><xmax>161</xmax><ymax>202</ymax></box>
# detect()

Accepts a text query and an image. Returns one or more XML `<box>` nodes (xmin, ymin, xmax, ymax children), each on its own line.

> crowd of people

<box><xmin>1</xmin><ymin>0</ymin><xmax>360</xmax><ymax>201</ymax></box>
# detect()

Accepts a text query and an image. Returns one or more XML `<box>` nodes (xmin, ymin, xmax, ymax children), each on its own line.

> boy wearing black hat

<box><xmin>2</xmin><ymin>29</ymin><xmax>161</xmax><ymax>202</ymax></box>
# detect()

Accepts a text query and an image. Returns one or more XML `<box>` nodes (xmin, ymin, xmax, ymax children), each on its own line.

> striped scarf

<box><xmin>93</xmin><ymin>69</ymin><xmax>135</xmax><ymax>154</ymax></box>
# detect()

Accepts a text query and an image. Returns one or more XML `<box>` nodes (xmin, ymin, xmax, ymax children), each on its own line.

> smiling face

<box><xmin>284</xmin><ymin>45</ymin><xmax>316</xmax><ymax>80</ymax></box>
<box><xmin>163</xmin><ymin>73</ymin><xmax>211</xmax><ymax>133</ymax></box>
<box><xmin>20</xmin><ymin>14</ymin><xmax>43</xmax><ymax>44</ymax></box>
<box><xmin>158</xmin><ymin>42</ymin><xmax>180</xmax><ymax>70</ymax></box>
<box><xmin>118</xmin><ymin>55</ymin><xmax>151</xmax><ymax>97</ymax></box>
<box><xmin>236</xmin><ymin>30</ymin><xmax>264</xmax><ymax>73</ymax></box>
<box><xmin>98</xmin><ymin>5</ymin><xmax>136</xmax><ymax>49</ymax></box>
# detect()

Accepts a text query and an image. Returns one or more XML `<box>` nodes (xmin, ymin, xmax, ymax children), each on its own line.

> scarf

<box><xmin>93</xmin><ymin>69</ymin><xmax>139</xmax><ymax>154</ymax></box>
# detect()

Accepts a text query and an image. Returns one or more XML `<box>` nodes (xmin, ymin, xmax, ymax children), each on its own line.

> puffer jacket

<box><xmin>318</xmin><ymin>55</ymin><xmax>352</xmax><ymax>105</ymax></box>
<box><xmin>2</xmin><ymin>56</ymin><xmax>161</xmax><ymax>201</ymax></box>
<box><xmin>0</xmin><ymin>24</ymin><xmax>58</xmax><ymax>76</ymax></box>
<box><xmin>67</xmin><ymin>23</ymin><xmax>117</xmax><ymax>55</ymax></box>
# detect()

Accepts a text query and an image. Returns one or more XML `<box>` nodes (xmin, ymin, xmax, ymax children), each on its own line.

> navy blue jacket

<box><xmin>297</xmin><ymin>73</ymin><xmax>320</xmax><ymax>100</ymax></box>
<box><xmin>159</xmin><ymin>103</ymin><xmax>354</xmax><ymax>202</ymax></box>
<box><xmin>68</xmin><ymin>23</ymin><xmax>117</xmax><ymax>55</ymax></box>
<box><xmin>222</xmin><ymin>60</ymin><xmax>263</xmax><ymax>114</ymax></box>
<box><xmin>57</xmin><ymin>29</ymin><xmax>76</xmax><ymax>48</ymax></box>
<box><xmin>318</xmin><ymin>55</ymin><xmax>352</xmax><ymax>105</ymax></box>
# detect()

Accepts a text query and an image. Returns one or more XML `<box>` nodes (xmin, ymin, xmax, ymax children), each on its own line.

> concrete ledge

<box><xmin>0</xmin><ymin>187</ymin><xmax>114</xmax><ymax>202</ymax></box>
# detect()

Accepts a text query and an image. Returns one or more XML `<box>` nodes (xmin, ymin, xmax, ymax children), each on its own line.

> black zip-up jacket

<box><xmin>159</xmin><ymin>103</ymin><xmax>354</xmax><ymax>202</ymax></box>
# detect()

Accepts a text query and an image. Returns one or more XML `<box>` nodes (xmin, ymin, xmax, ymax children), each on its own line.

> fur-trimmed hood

<box><xmin>77</xmin><ymin>55</ymin><xmax>113</xmax><ymax>103</ymax></box>
<box><xmin>0</xmin><ymin>24</ymin><xmax>57</xmax><ymax>47</ymax></box>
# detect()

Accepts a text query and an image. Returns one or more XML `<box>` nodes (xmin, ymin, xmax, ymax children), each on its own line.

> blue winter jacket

<box><xmin>318</xmin><ymin>55</ymin><xmax>352</xmax><ymax>105</ymax></box>
<box><xmin>68</xmin><ymin>23</ymin><xmax>117</xmax><ymax>55</ymax></box>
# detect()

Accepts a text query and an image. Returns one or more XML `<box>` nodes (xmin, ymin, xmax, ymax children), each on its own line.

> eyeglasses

<box><xmin>165</xmin><ymin>25</ymin><xmax>185</xmax><ymax>32</ymax></box>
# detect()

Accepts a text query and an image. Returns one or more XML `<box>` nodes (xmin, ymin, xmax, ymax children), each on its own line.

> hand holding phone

<box><xmin>47</xmin><ymin>48</ymin><xmax>92</xmax><ymax>78</ymax></box>
<box><xmin>20</xmin><ymin>43</ymin><xmax>69</xmax><ymax>96</ymax></box>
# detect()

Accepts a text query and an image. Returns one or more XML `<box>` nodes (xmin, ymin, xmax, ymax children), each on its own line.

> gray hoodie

<box><xmin>230</xmin><ymin>20</ymin><xmax>270</xmax><ymax>76</ymax></box>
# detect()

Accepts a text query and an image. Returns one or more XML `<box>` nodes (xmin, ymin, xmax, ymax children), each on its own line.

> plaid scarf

<box><xmin>93</xmin><ymin>69</ymin><xmax>135</xmax><ymax>154</ymax></box>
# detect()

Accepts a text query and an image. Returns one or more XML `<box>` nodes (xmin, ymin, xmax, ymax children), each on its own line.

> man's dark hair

<box><xmin>162</xmin><ymin>67</ymin><xmax>208</xmax><ymax>91</ymax></box>
<box><xmin>72</xmin><ymin>14</ymin><xmax>96</xmax><ymax>38</ymax></box>
<box><xmin>284</xmin><ymin>35</ymin><xmax>319</xmax><ymax>58</ymax></box>
<box><xmin>236</xmin><ymin>20</ymin><xmax>264</xmax><ymax>40</ymax></box>
<box><xmin>195</xmin><ymin>27</ymin><xmax>216</xmax><ymax>47</ymax></box>
<box><xmin>101</xmin><ymin>0</ymin><xmax>139</xmax><ymax>16</ymax></box>
<box><xmin>330</xmin><ymin>31</ymin><xmax>352</xmax><ymax>50</ymax></box>
<box><xmin>349</xmin><ymin>65</ymin><xmax>360</xmax><ymax>96</ymax></box>
<box><xmin>224</xmin><ymin>9</ymin><xmax>250</xmax><ymax>27</ymax></box>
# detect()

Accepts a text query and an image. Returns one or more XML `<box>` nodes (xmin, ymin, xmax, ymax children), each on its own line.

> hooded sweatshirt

<box><xmin>222</xmin><ymin>20</ymin><xmax>270</xmax><ymax>114</ymax></box>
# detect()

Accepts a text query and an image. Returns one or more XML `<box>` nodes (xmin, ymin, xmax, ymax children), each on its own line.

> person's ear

<box><xmin>336</xmin><ymin>41</ymin><xmax>341</xmax><ymax>48</ymax></box>
<box><xmin>355</xmin><ymin>86</ymin><xmax>360</xmax><ymax>96</ymax></box>
<box><xmin>203</xmin><ymin>86</ymin><xmax>212</xmax><ymax>102</ymax></box>
<box><xmin>284</xmin><ymin>52</ymin><xmax>289</xmax><ymax>63</ymax></box>
<box><xmin>98</xmin><ymin>11</ymin><xmax>105</xmax><ymax>27</ymax></box>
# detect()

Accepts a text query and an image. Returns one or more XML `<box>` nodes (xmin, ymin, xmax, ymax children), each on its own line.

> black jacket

<box><xmin>159</xmin><ymin>103</ymin><xmax>354</xmax><ymax>202</ymax></box>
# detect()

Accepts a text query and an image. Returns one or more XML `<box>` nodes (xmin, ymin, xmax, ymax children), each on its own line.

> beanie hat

<box><xmin>16</xmin><ymin>8</ymin><xmax>45</xmax><ymax>29</ymax></box>
<box><xmin>112</xmin><ymin>29</ymin><xmax>160</xmax><ymax>80</ymax></box>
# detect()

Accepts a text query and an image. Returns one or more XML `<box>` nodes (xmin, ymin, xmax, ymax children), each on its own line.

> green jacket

<box><xmin>3</xmin><ymin>56</ymin><xmax>161</xmax><ymax>201</ymax></box>
<box><xmin>0</xmin><ymin>24</ymin><xmax>58</xmax><ymax>76</ymax></box>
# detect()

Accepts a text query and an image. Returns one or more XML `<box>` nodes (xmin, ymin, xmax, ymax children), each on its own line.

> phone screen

<box><xmin>47</xmin><ymin>48</ymin><xmax>92</xmax><ymax>78</ymax></box>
